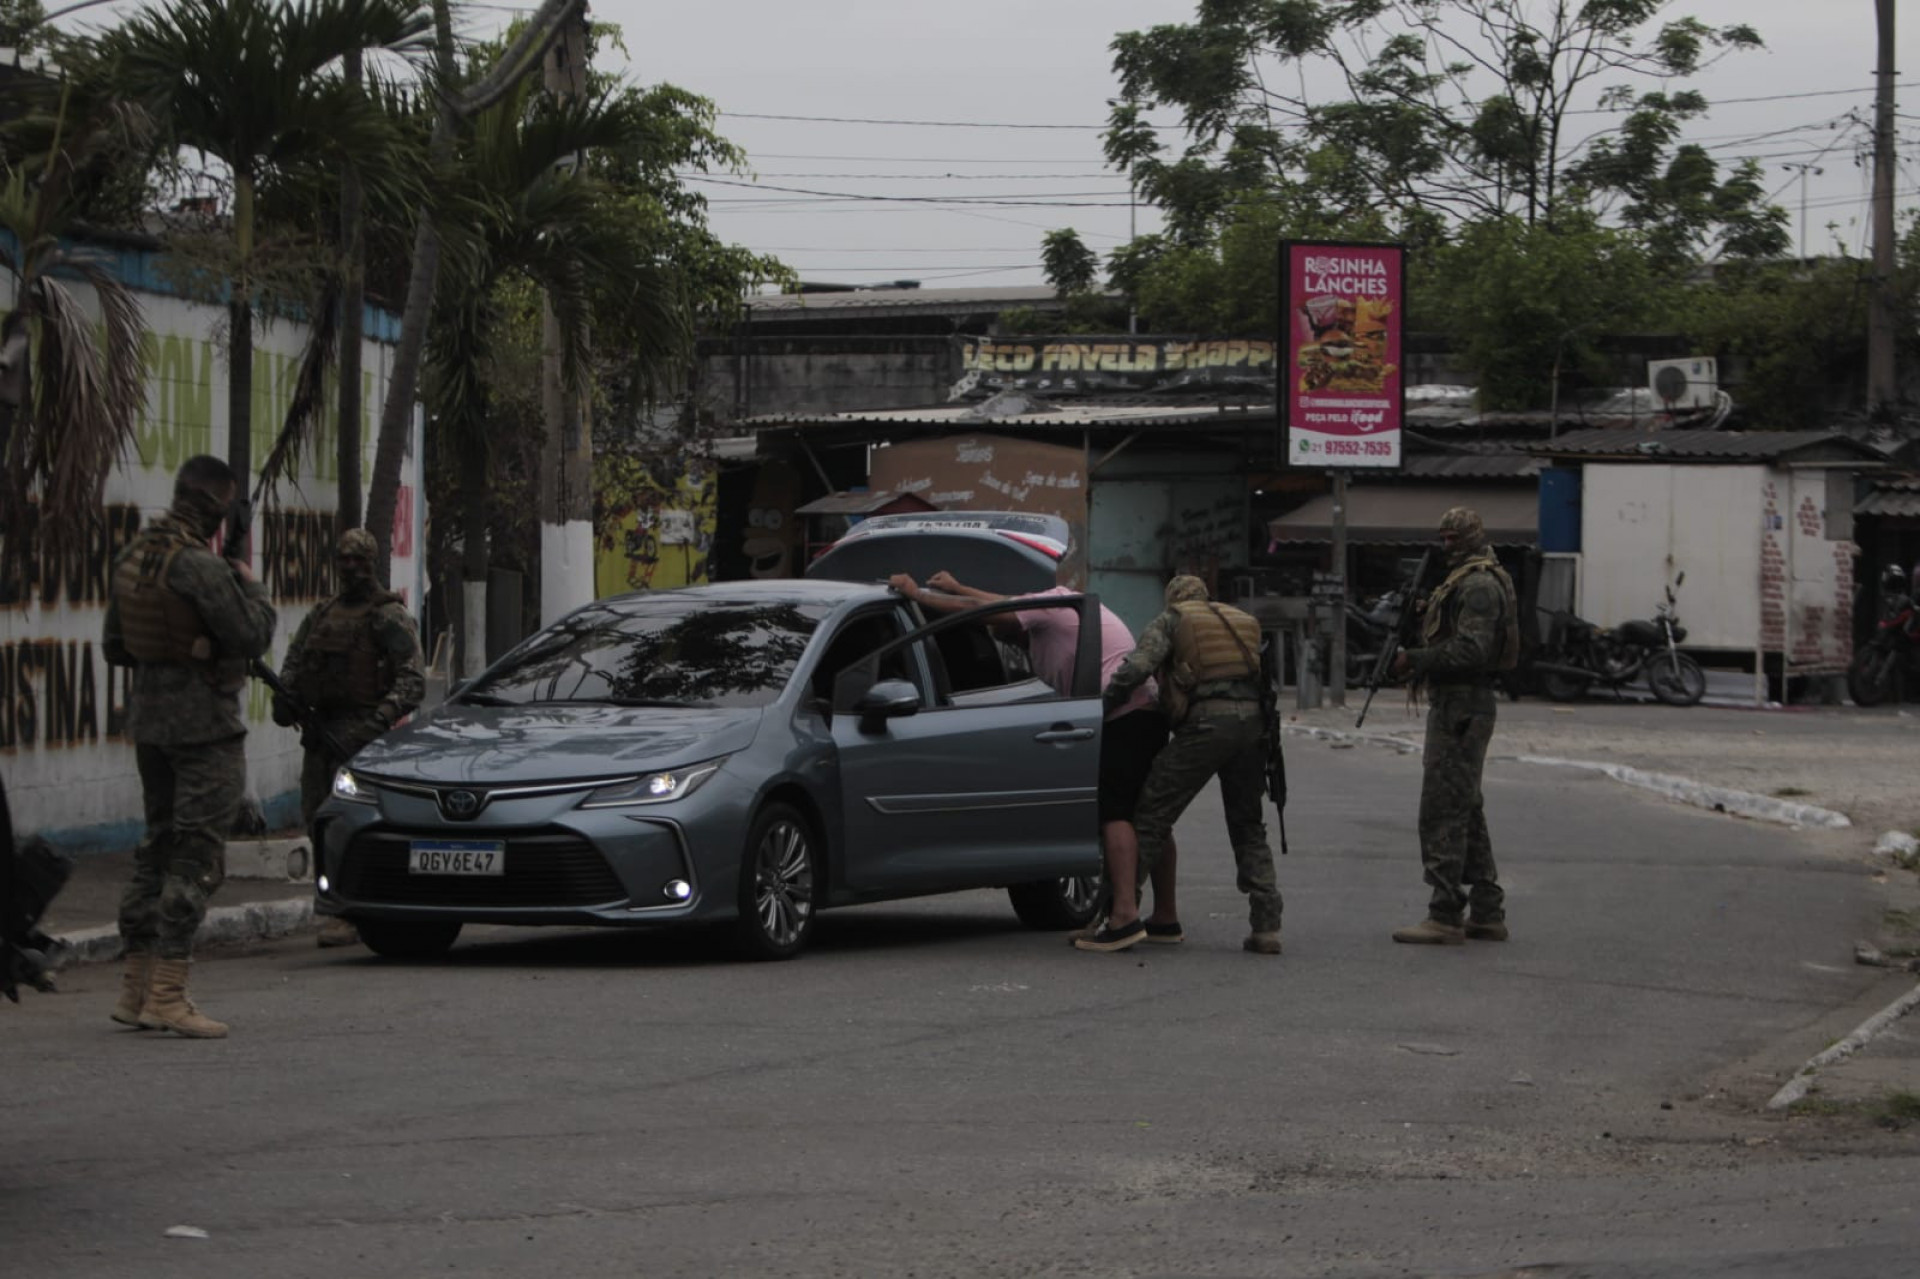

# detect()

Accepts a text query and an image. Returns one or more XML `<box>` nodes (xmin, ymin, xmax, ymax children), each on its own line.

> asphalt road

<box><xmin>4</xmin><ymin>741</ymin><xmax>1917</xmax><ymax>1278</ymax></box>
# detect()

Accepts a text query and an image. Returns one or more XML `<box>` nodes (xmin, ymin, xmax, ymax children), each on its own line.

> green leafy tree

<box><xmin>0</xmin><ymin>70</ymin><xmax>149</xmax><ymax>557</ymax></box>
<box><xmin>1422</xmin><ymin>214</ymin><xmax>1658</xmax><ymax>410</ymax></box>
<box><xmin>1109</xmin><ymin>0</ymin><xmax>1764</xmax><ymax>230</ymax></box>
<box><xmin>1672</xmin><ymin>216</ymin><xmax>1920</xmax><ymax>427</ymax></box>
<box><xmin>100</xmin><ymin>0</ymin><xmax>434</xmax><ymax>490</ymax></box>
<box><xmin>1041</xmin><ymin>228</ymin><xmax>1100</xmax><ymax>296</ymax></box>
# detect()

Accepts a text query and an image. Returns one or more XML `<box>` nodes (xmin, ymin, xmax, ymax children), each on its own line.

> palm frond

<box><xmin>9</xmin><ymin>268</ymin><xmax>146</xmax><ymax>536</ymax></box>
<box><xmin>254</xmin><ymin>273</ymin><xmax>342</xmax><ymax>505</ymax></box>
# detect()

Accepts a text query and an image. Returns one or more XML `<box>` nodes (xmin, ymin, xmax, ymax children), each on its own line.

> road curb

<box><xmin>1767</xmin><ymin>979</ymin><xmax>1920</xmax><ymax>1110</ymax></box>
<box><xmin>1513</xmin><ymin>756</ymin><xmax>1853</xmax><ymax>830</ymax></box>
<box><xmin>48</xmin><ymin>897</ymin><xmax>315</xmax><ymax>973</ymax></box>
<box><xmin>1282</xmin><ymin>723</ymin><xmax>1854</xmax><ymax>830</ymax></box>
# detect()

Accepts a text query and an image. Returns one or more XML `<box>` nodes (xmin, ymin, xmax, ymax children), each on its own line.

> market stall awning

<box><xmin>1269</xmin><ymin>485</ymin><xmax>1537</xmax><ymax>546</ymax></box>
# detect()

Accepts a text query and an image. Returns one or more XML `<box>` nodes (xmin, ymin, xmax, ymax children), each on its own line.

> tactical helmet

<box><xmin>1438</xmin><ymin>506</ymin><xmax>1487</xmax><ymax>556</ymax></box>
<box><xmin>1165</xmin><ymin>574</ymin><xmax>1209</xmax><ymax>606</ymax></box>
<box><xmin>337</xmin><ymin>528</ymin><xmax>377</xmax><ymax>560</ymax></box>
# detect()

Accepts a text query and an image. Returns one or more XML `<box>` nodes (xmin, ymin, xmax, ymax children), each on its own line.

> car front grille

<box><xmin>339</xmin><ymin>828</ymin><xmax>627</xmax><ymax>908</ymax></box>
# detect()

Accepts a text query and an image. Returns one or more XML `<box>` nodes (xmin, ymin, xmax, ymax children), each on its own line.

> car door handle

<box><xmin>1034</xmin><ymin>726</ymin><xmax>1096</xmax><ymax>743</ymax></box>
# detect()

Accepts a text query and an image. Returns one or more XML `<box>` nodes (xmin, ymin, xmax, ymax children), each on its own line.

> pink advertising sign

<box><xmin>1281</xmin><ymin>241</ymin><xmax>1405</xmax><ymax>468</ymax></box>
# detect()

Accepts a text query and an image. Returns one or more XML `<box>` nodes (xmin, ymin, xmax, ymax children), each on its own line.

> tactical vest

<box><xmin>1170</xmin><ymin>600</ymin><xmax>1262</xmax><ymax>683</ymax></box>
<box><xmin>292</xmin><ymin>592</ymin><xmax>400</xmax><ymax>712</ymax></box>
<box><xmin>1422</xmin><ymin>556</ymin><xmax>1521</xmax><ymax>672</ymax></box>
<box><xmin>112</xmin><ymin>523</ymin><xmax>211</xmax><ymax>663</ymax></box>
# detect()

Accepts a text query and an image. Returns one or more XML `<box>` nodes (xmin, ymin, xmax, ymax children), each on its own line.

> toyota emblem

<box><xmin>443</xmin><ymin>789</ymin><xmax>481</xmax><ymax>819</ymax></box>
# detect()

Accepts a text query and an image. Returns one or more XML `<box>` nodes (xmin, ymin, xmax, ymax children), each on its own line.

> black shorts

<box><xmin>1099</xmin><ymin>707</ymin><xmax>1170</xmax><ymax>825</ymax></box>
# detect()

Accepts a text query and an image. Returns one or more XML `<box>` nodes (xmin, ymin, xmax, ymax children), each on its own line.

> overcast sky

<box><xmin>56</xmin><ymin>1</ymin><xmax>1915</xmax><ymax>289</ymax></box>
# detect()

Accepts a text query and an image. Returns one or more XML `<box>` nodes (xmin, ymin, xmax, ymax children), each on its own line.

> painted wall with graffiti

<box><xmin>593</xmin><ymin>451</ymin><xmax>718</xmax><ymax>596</ymax></box>
<box><xmin>1</xmin><ymin>277</ymin><xmax>420</xmax><ymax>851</ymax></box>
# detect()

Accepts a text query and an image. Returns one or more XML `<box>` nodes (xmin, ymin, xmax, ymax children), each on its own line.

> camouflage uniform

<box><xmin>103</xmin><ymin>488</ymin><xmax>277</xmax><ymax>961</ymax></box>
<box><xmin>1105</xmin><ymin>577</ymin><xmax>1282</xmax><ymax>937</ymax></box>
<box><xmin>277</xmin><ymin>528</ymin><xmax>425</xmax><ymax>825</ymax></box>
<box><xmin>1403</xmin><ymin>508</ymin><xmax>1519</xmax><ymax>931</ymax></box>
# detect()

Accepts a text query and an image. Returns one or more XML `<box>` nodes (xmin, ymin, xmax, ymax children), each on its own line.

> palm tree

<box><xmin>427</xmin><ymin>76</ymin><xmax>687</xmax><ymax>675</ymax></box>
<box><xmin>100</xmin><ymin>0</ymin><xmax>432</xmax><ymax>491</ymax></box>
<box><xmin>0</xmin><ymin>69</ymin><xmax>150</xmax><ymax>558</ymax></box>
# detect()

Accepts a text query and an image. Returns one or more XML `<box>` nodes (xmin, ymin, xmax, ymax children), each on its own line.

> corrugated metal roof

<box><xmin>748</xmin><ymin>400</ymin><xmax>1271</xmax><ymax>432</ymax></box>
<box><xmin>1271</xmin><ymin>486</ymin><xmax>1538</xmax><ymax>546</ymax></box>
<box><xmin>1530</xmin><ymin>428</ymin><xmax>1883</xmax><ymax>462</ymax></box>
<box><xmin>794</xmin><ymin>490</ymin><xmax>936</xmax><ymax>516</ymax></box>
<box><xmin>743</xmin><ymin>285</ymin><xmax>1071</xmax><ymax>316</ymax></box>
<box><xmin>1856</xmin><ymin>490</ymin><xmax>1920</xmax><ymax>517</ymax></box>
<box><xmin>1400</xmin><ymin>453</ymin><xmax>1543</xmax><ymax>479</ymax></box>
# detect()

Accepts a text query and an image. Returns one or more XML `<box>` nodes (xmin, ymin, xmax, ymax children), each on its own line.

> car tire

<box><xmin>356</xmin><ymin>918</ymin><xmax>462</xmax><ymax>960</ymax></box>
<box><xmin>1007</xmin><ymin>874</ymin><xmax>1102</xmax><ymax>931</ymax></box>
<box><xmin>734</xmin><ymin>803</ymin><xmax>819</xmax><ymax>961</ymax></box>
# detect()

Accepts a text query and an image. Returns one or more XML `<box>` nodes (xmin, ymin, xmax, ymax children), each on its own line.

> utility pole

<box><xmin>1866</xmin><ymin>0</ymin><xmax>1898</xmax><ymax>419</ymax></box>
<box><xmin>337</xmin><ymin>46</ymin><xmax>365</xmax><ymax>533</ymax></box>
<box><xmin>1328</xmin><ymin>472</ymin><xmax>1347</xmax><ymax>707</ymax></box>
<box><xmin>539</xmin><ymin>4</ymin><xmax>595</xmax><ymax>624</ymax></box>
<box><xmin>1782</xmin><ymin>161</ymin><xmax>1823</xmax><ymax>260</ymax></box>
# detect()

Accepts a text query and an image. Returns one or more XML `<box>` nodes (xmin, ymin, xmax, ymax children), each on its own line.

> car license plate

<box><xmin>408</xmin><ymin>840</ymin><xmax>506</xmax><ymax>876</ymax></box>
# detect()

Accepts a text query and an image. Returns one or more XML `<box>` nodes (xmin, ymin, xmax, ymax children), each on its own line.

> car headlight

<box><xmin>578</xmin><ymin>759</ymin><xmax>724</xmax><ymax>808</ymax></box>
<box><xmin>331</xmin><ymin>767</ymin><xmax>377</xmax><ymax>805</ymax></box>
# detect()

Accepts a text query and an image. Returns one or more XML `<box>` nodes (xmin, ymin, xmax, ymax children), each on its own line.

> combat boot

<box><xmin>138</xmin><ymin>958</ymin><xmax>228</xmax><ymax>1039</ymax></box>
<box><xmin>1242</xmin><ymin>931</ymin><xmax>1282</xmax><ymax>955</ymax></box>
<box><xmin>109</xmin><ymin>952</ymin><xmax>156</xmax><ymax>1027</ymax></box>
<box><xmin>1392</xmin><ymin>918</ymin><xmax>1465</xmax><ymax>945</ymax></box>
<box><xmin>317</xmin><ymin>917</ymin><xmax>360</xmax><ymax>948</ymax></box>
<box><xmin>1464</xmin><ymin>918</ymin><xmax>1509</xmax><ymax>941</ymax></box>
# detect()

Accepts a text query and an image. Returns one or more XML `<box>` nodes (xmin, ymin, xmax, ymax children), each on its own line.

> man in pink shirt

<box><xmin>889</xmin><ymin>571</ymin><xmax>1182</xmax><ymax>943</ymax></box>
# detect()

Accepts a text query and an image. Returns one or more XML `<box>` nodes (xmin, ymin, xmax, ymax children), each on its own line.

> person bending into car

<box><xmin>887</xmin><ymin>571</ymin><xmax>1183</xmax><ymax>946</ymax></box>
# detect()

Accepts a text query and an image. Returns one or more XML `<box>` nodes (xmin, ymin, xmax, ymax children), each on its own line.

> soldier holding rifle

<box><xmin>102</xmin><ymin>455</ymin><xmax>276</xmax><ymax>1038</ymax></box>
<box><xmin>1093</xmin><ymin>575</ymin><xmax>1284</xmax><ymax>956</ymax></box>
<box><xmin>1387</xmin><ymin>507</ymin><xmax>1519</xmax><ymax>946</ymax></box>
<box><xmin>275</xmin><ymin>527</ymin><xmax>424</xmax><ymax>947</ymax></box>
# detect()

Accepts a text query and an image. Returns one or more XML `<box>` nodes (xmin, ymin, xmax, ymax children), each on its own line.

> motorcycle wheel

<box><xmin>1847</xmin><ymin>646</ymin><xmax>1899</xmax><ymax>707</ymax></box>
<box><xmin>1646</xmin><ymin>653</ymin><xmax>1707</xmax><ymax>707</ymax></box>
<box><xmin>1541</xmin><ymin>670</ymin><xmax>1589</xmax><ymax>702</ymax></box>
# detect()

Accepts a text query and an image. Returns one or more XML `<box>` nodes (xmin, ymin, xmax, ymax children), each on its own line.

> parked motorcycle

<box><xmin>1847</xmin><ymin>581</ymin><xmax>1918</xmax><ymax>707</ymax></box>
<box><xmin>1532</xmin><ymin>574</ymin><xmax>1706</xmax><ymax>707</ymax></box>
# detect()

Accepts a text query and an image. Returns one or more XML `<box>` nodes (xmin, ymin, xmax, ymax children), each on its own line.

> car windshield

<box><xmin>462</xmin><ymin>599</ymin><xmax>828</xmax><ymax>709</ymax></box>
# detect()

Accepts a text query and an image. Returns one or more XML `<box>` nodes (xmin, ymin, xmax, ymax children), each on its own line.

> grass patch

<box><xmin>1883</xmin><ymin>908</ymin><xmax>1920</xmax><ymax>935</ymax></box>
<box><xmin>1771</xmin><ymin>786</ymin><xmax>1813</xmax><ymax>798</ymax></box>
<box><xmin>1789</xmin><ymin>1091</ymin><xmax>1920</xmax><ymax>1130</ymax></box>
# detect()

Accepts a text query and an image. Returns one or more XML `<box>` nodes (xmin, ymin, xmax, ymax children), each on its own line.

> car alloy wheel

<box><xmin>736</xmin><ymin>803</ymin><xmax>818</xmax><ymax>959</ymax></box>
<box><xmin>1008</xmin><ymin>872</ymin><xmax>1102</xmax><ymax>930</ymax></box>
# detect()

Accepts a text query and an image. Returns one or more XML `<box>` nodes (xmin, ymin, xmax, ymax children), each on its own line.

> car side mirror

<box><xmin>853</xmin><ymin>678</ymin><xmax>921</xmax><ymax>734</ymax></box>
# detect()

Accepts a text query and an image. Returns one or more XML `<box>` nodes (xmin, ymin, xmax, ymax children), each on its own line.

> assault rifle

<box><xmin>1355</xmin><ymin>547</ymin><xmax>1436</xmax><ymax>730</ymax></box>
<box><xmin>249</xmin><ymin>659</ymin><xmax>350</xmax><ymax>759</ymax></box>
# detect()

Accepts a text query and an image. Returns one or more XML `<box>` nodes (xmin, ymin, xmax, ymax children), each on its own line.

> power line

<box><xmin>696</xmin><ymin>172</ymin><xmax>1118</xmax><ymax>181</ymax></box>
<box><xmin>719</xmin><ymin>110</ymin><xmax>1178</xmax><ymax>131</ymax></box>
<box><xmin>714</xmin><ymin>85</ymin><xmax>1920</xmax><ymax>133</ymax></box>
<box><xmin>688</xmin><ymin>175</ymin><xmax>1132</xmax><ymax>205</ymax></box>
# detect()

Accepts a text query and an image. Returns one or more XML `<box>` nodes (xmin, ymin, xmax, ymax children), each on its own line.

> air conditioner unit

<box><xmin>1647</xmin><ymin>357</ymin><xmax>1719</xmax><ymax>411</ymax></box>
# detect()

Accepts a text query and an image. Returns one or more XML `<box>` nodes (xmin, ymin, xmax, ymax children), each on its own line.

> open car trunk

<box><xmin>805</xmin><ymin>512</ymin><xmax>1069</xmax><ymax>596</ymax></box>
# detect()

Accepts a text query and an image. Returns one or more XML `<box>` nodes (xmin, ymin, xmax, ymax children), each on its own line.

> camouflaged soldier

<box><xmin>1083</xmin><ymin>575</ymin><xmax>1281</xmax><ymax>954</ymax></box>
<box><xmin>1390</xmin><ymin>507</ymin><xmax>1520</xmax><ymax>945</ymax></box>
<box><xmin>102</xmin><ymin>455</ymin><xmax>277</xmax><ymax>1038</ymax></box>
<box><xmin>276</xmin><ymin>528</ymin><xmax>424</xmax><ymax>946</ymax></box>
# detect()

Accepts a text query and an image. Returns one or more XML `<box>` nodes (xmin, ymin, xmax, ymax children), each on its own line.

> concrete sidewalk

<box><xmin>38</xmin><ymin>835</ymin><xmax>318</xmax><ymax>972</ymax></box>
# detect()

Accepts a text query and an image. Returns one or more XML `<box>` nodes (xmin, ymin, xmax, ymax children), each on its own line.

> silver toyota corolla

<box><xmin>314</xmin><ymin>519</ymin><xmax>1106</xmax><ymax>960</ymax></box>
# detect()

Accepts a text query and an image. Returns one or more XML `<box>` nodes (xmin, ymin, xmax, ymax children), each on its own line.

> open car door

<box><xmin>828</xmin><ymin>593</ymin><xmax>1104</xmax><ymax>896</ymax></box>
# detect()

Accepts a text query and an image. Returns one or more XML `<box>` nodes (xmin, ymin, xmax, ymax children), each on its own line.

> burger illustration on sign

<box><xmin>1296</xmin><ymin>294</ymin><xmax>1396</xmax><ymax>394</ymax></box>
